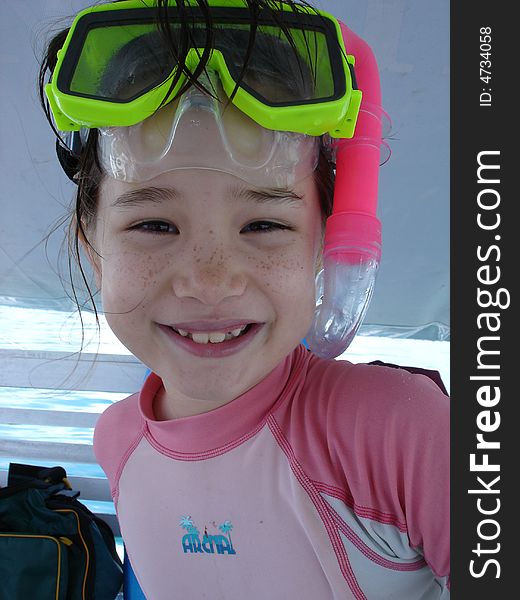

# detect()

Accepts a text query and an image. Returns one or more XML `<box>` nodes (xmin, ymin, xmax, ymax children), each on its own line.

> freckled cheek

<box><xmin>249</xmin><ymin>248</ymin><xmax>316</xmax><ymax>300</ymax></box>
<box><xmin>99</xmin><ymin>251</ymin><xmax>164</xmax><ymax>308</ymax></box>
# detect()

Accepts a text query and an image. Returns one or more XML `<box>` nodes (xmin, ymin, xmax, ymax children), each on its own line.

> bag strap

<box><xmin>0</xmin><ymin>463</ymin><xmax>70</xmax><ymax>499</ymax></box>
<box><xmin>368</xmin><ymin>360</ymin><xmax>449</xmax><ymax>395</ymax></box>
<box><xmin>7</xmin><ymin>463</ymin><xmax>70</xmax><ymax>487</ymax></box>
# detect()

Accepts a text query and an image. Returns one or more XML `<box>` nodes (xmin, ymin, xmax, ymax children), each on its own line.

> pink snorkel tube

<box><xmin>306</xmin><ymin>23</ymin><xmax>386</xmax><ymax>359</ymax></box>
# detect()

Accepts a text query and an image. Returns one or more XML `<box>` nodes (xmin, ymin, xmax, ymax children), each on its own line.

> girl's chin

<box><xmin>156</xmin><ymin>352</ymin><xmax>273</xmax><ymax>402</ymax></box>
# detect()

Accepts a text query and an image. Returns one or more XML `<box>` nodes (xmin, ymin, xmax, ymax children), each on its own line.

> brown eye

<box><xmin>131</xmin><ymin>220</ymin><xmax>177</xmax><ymax>234</ymax></box>
<box><xmin>242</xmin><ymin>221</ymin><xmax>290</xmax><ymax>233</ymax></box>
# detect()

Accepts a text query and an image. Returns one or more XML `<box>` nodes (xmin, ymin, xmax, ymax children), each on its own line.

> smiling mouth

<box><xmin>169</xmin><ymin>323</ymin><xmax>254</xmax><ymax>344</ymax></box>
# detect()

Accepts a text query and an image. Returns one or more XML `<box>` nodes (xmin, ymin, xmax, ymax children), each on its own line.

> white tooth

<box><xmin>209</xmin><ymin>331</ymin><xmax>226</xmax><ymax>343</ymax></box>
<box><xmin>231</xmin><ymin>327</ymin><xmax>245</xmax><ymax>337</ymax></box>
<box><xmin>177</xmin><ymin>329</ymin><xmax>189</xmax><ymax>337</ymax></box>
<box><xmin>191</xmin><ymin>332</ymin><xmax>209</xmax><ymax>344</ymax></box>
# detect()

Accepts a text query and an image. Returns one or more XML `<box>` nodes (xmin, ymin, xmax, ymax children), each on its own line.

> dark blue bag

<box><xmin>0</xmin><ymin>463</ymin><xmax>123</xmax><ymax>599</ymax></box>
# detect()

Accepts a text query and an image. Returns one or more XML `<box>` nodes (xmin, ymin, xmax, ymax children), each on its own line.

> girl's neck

<box><xmin>152</xmin><ymin>382</ymin><xmax>242</xmax><ymax>421</ymax></box>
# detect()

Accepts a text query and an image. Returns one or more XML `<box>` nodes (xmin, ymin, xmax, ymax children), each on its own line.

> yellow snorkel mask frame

<box><xmin>44</xmin><ymin>0</ymin><xmax>362</xmax><ymax>139</ymax></box>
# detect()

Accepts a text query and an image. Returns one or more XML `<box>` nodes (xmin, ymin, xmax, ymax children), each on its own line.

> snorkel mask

<box><xmin>45</xmin><ymin>0</ymin><xmax>388</xmax><ymax>359</ymax></box>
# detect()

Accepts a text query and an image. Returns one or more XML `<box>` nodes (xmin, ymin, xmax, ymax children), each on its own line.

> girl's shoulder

<box><xmin>93</xmin><ymin>391</ymin><xmax>144</xmax><ymax>492</ymax></box>
<box><xmin>306</xmin><ymin>352</ymin><xmax>447</xmax><ymax>395</ymax></box>
<box><xmin>299</xmin><ymin>355</ymin><xmax>449</xmax><ymax>435</ymax></box>
<box><xmin>94</xmin><ymin>390</ymin><xmax>143</xmax><ymax>439</ymax></box>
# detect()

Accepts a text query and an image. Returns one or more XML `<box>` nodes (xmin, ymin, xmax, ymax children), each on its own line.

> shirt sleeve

<box><xmin>329</xmin><ymin>363</ymin><xmax>451</xmax><ymax>585</ymax></box>
<box><xmin>93</xmin><ymin>392</ymin><xmax>144</xmax><ymax>502</ymax></box>
<box><xmin>372</xmin><ymin>369</ymin><xmax>450</xmax><ymax>581</ymax></box>
<box><xmin>392</xmin><ymin>371</ymin><xmax>450</xmax><ymax>583</ymax></box>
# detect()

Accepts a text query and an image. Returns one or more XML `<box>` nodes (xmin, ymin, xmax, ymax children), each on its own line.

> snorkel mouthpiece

<box><xmin>307</xmin><ymin>212</ymin><xmax>381</xmax><ymax>359</ymax></box>
<box><xmin>306</xmin><ymin>23</ymin><xmax>387</xmax><ymax>360</ymax></box>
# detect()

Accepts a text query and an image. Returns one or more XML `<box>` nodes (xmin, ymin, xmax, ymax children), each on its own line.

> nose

<box><xmin>171</xmin><ymin>233</ymin><xmax>248</xmax><ymax>305</ymax></box>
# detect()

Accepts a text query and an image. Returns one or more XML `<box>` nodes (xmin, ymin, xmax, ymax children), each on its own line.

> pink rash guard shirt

<box><xmin>94</xmin><ymin>344</ymin><xmax>450</xmax><ymax>599</ymax></box>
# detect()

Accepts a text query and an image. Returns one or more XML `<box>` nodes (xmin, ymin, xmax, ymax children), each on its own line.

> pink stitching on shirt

<box><xmin>315</xmin><ymin>481</ymin><xmax>408</xmax><ymax>533</ymax></box>
<box><xmin>112</xmin><ymin>424</ymin><xmax>146</xmax><ymax>505</ymax></box>
<box><xmin>143</xmin><ymin>418</ymin><xmax>267</xmax><ymax>461</ymax></box>
<box><xmin>268</xmin><ymin>415</ymin><xmax>367</xmax><ymax>600</ymax></box>
<box><xmin>326</xmin><ymin>503</ymin><xmax>427</xmax><ymax>571</ymax></box>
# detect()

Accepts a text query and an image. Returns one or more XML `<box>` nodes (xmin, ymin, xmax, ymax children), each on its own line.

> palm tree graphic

<box><xmin>180</xmin><ymin>516</ymin><xmax>200</xmax><ymax>538</ymax></box>
<box><xmin>219</xmin><ymin>520</ymin><xmax>234</xmax><ymax>549</ymax></box>
<box><xmin>179</xmin><ymin>515</ymin><xmax>194</xmax><ymax>531</ymax></box>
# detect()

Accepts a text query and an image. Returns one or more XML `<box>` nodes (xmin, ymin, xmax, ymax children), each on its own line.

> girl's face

<box><xmin>89</xmin><ymin>169</ymin><xmax>323</xmax><ymax>418</ymax></box>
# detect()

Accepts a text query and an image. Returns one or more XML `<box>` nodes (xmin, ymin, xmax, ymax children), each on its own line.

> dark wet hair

<box><xmin>38</xmin><ymin>0</ymin><xmax>336</xmax><ymax>319</ymax></box>
<box><xmin>98</xmin><ymin>24</ymin><xmax>315</xmax><ymax>102</ymax></box>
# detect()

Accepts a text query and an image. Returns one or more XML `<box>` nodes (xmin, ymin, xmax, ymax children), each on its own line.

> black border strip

<box><xmin>451</xmin><ymin>2</ymin><xmax>514</xmax><ymax>596</ymax></box>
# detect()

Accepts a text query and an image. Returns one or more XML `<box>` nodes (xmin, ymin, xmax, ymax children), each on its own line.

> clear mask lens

<box><xmin>97</xmin><ymin>71</ymin><xmax>320</xmax><ymax>187</ymax></box>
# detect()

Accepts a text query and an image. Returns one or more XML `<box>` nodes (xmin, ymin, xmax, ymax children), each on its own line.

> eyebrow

<box><xmin>111</xmin><ymin>185</ymin><xmax>305</xmax><ymax>208</ymax></box>
<box><xmin>229</xmin><ymin>186</ymin><xmax>305</xmax><ymax>208</ymax></box>
<box><xmin>111</xmin><ymin>186</ymin><xmax>179</xmax><ymax>208</ymax></box>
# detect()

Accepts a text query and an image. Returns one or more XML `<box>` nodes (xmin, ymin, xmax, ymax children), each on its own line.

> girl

<box><xmin>39</xmin><ymin>1</ymin><xmax>450</xmax><ymax>598</ymax></box>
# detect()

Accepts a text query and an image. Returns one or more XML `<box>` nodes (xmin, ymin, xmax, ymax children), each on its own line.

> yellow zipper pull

<box><xmin>59</xmin><ymin>537</ymin><xmax>73</xmax><ymax>546</ymax></box>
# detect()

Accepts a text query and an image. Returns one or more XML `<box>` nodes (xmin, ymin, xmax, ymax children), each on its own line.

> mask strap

<box><xmin>56</xmin><ymin>130</ymin><xmax>84</xmax><ymax>184</ymax></box>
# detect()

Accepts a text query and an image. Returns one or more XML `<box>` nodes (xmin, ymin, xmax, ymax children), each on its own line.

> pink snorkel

<box><xmin>306</xmin><ymin>23</ymin><xmax>386</xmax><ymax>359</ymax></box>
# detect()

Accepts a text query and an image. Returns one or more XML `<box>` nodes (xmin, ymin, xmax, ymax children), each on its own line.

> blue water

<box><xmin>0</xmin><ymin>387</ymin><xmax>121</xmax><ymax>472</ymax></box>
